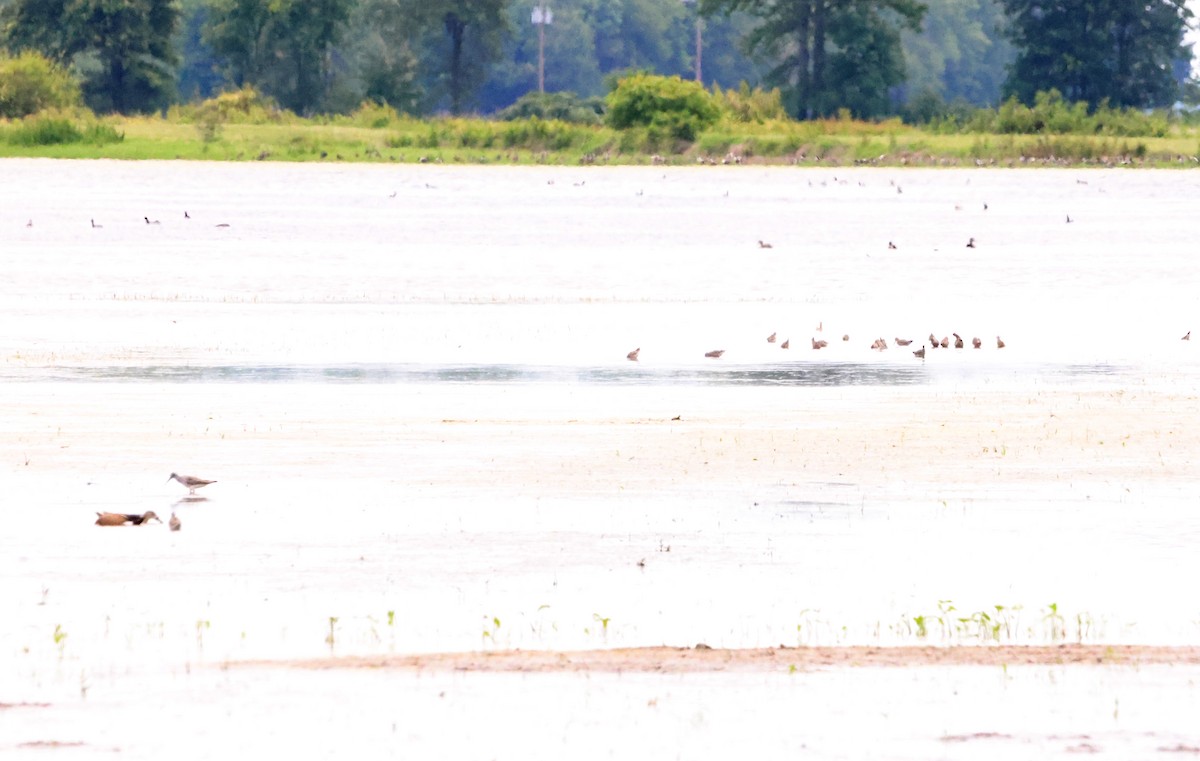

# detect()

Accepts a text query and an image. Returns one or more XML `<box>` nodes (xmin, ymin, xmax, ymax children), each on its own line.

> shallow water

<box><xmin>2</xmin><ymin>160</ymin><xmax>1199</xmax><ymax>756</ymax></box>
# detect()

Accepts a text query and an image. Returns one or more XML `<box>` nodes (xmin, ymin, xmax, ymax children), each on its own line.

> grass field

<box><xmin>2</xmin><ymin>112</ymin><xmax>1198</xmax><ymax>167</ymax></box>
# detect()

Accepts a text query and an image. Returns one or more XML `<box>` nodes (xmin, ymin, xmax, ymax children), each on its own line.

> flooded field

<box><xmin>1</xmin><ymin>159</ymin><xmax>1199</xmax><ymax>758</ymax></box>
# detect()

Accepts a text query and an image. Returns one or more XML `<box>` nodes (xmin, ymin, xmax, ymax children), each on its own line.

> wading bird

<box><xmin>168</xmin><ymin>472</ymin><xmax>216</xmax><ymax>494</ymax></box>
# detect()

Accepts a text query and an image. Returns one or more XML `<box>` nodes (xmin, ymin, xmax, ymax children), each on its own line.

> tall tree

<box><xmin>1001</xmin><ymin>0</ymin><xmax>1194</xmax><ymax>109</ymax></box>
<box><xmin>428</xmin><ymin>0</ymin><xmax>510</xmax><ymax>114</ymax></box>
<box><xmin>203</xmin><ymin>0</ymin><xmax>352</xmax><ymax>113</ymax></box>
<box><xmin>3</xmin><ymin>0</ymin><xmax>180</xmax><ymax>113</ymax></box>
<box><xmin>901</xmin><ymin>0</ymin><xmax>1014</xmax><ymax>107</ymax></box>
<box><xmin>701</xmin><ymin>0</ymin><xmax>926</xmax><ymax>119</ymax></box>
<box><xmin>347</xmin><ymin>0</ymin><xmax>423</xmax><ymax>112</ymax></box>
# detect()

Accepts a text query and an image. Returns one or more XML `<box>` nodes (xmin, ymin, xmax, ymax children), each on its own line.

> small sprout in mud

<box><xmin>1043</xmin><ymin>603</ymin><xmax>1066</xmax><ymax>641</ymax></box>
<box><xmin>325</xmin><ymin>617</ymin><xmax>339</xmax><ymax>647</ymax></box>
<box><xmin>482</xmin><ymin>616</ymin><xmax>501</xmax><ymax>643</ymax></box>
<box><xmin>593</xmin><ymin>613</ymin><xmax>611</xmax><ymax>639</ymax></box>
<box><xmin>387</xmin><ymin>610</ymin><xmax>395</xmax><ymax>627</ymax></box>
<box><xmin>788</xmin><ymin>664</ymin><xmax>797</xmax><ymax>675</ymax></box>
<box><xmin>80</xmin><ymin>671</ymin><xmax>90</xmax><ymax>700</ymax></box>
<box><xmin>53</xmin><ymin>624</ymin><xmax>67</xmax><ymax>655</ymax></box>
<box><xmin>913</xmin><ymin>615</ymin><xmax>928</xmax><ymax>639</ymax></box>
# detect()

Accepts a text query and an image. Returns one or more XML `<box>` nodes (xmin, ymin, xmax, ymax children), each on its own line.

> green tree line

<box><xmin>0</xmin><ymin>0</ymin><xmax>1195</xmax><ymax>118</ymax></box>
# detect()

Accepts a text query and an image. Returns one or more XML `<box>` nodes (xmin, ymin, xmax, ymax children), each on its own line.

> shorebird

<box><xmin>913</xmin><ymin>347</ymin><xmax>925</xmax><ymax>359</ymax></box>
<box><xmin>811</xmin><ymin>338</ymin><xmax>828</xmax><ymax>350</ymax></box>
<box><xmin>1182</xmin><ymin>331</ymin><xmax>1191</xmax><ymax>341</ymax></box>
<box><xmin>704</xmin><ymin>349</ymin><xmax>725</xmax><ymax>358</ymax></box>
<box><xmin>842</xmin><ymin>334</ymin><xmax>850</xmax><ymax>342</ymax></box>
<box><xmin>168</xmin><ymin>472</ymin><xmax>216</xmax><ymax>494</ymax></box>
<box><xmin>895</xmin><ymin>338</ymin><xmax>912</xmax><ymax>346</ymax></box>
<box><xmin>169</xmin><ymin>513</ymin><xmax>181</xmax><ymax>532</ymax></box>
<box><xmin>1066</xmin><ymin>214</ymin><xmax>1073</xmax><ymax>223</ymax></box>
<box><xmin>95</xmin><ymin>511</ymin><xmax>161</xmax><ymax>526</ymax></box>
<box><xmin>91</xmin><ymin>219</ymin><xmax>102</xmax><ymax>228</ymax></box>
<box><xmin>953</xmin><ymin>333</ymin><xmax>964</xmax><ymax>349</ymax></box>
<box><xmin>781</xmin><ymin>339</ymin><xmax>790</xmax><ymax>349</ymax></box>
<box><xmin>185</xmin><ymin>211</ymin><xmax>191</xmax><ymax>218</ymax></box>
<box><xmin>940</xmin><ymin>336</ymin><xmax>950</xmax><ymax>348</ymax></box>
<box><xmin>766</xmin><ymin>332</ymin><xmax>777</xmax><ymax>343</ymax></box>
<box><xmin>966</xmin><ymin>237</ymin><xmax>976</xmax><ymax>248</ymax></box>
<box><xmin>972</xmin><ymin>337</ymin><xmax>982</xmax><ymax>349</ymax></box>
<box><xmin>996</xmin><ymin>336</ymin><xmax>1006</xmax><ymax>349</ymax></box>
<box><xmin>758</xmin><ymin>240</ymin><xmax>773</xmax><ymax>249</ymax></box>
<box><xmin>888</xmin><ymin>241</ymin><xmax>898</xmax><ymax>250</ymax></box>
<box><xmin>627</xmin><ymin>348</ymin><xmax>640</xmax><ymax>361</ymax></box>
<box><xmin>145</xmin><ymin>216</ymin><xmax>160</xmax><ymax>225</ymax></box>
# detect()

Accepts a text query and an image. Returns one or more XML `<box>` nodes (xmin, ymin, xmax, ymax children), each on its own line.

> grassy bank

<box><xmin>2</xmin><ymin>111</ymin><xmax>1199</xmax><ymax>167</ymax></box>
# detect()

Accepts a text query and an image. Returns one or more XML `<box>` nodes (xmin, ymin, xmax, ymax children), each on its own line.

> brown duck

<box><xmin>96</xmin><ymin>511</ymin><xmax>162</xmax><ymax>526</ymax></box>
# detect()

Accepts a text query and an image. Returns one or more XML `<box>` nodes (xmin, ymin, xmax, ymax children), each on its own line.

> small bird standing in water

<box><xmin>1182</xmin><ymin>331</ymin><xmax>1191</xmax><ymax>341</ymax></box>
<box><xmin>627</xmin><ymin>348</ymin><xmax>640</xmax><ymax>361</ymax></box>
<box><xmin>168</xmin><ymin>472</ymin><xmax>216</xmax><ymax>494</ymax></box>
<box><xmin>169</xmin><ymin>513</ymin><xmax>181</xmax><ymax>532</ymax></box>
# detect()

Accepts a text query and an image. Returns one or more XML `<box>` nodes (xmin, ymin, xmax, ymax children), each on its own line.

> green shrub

<box><xmin>0</xmin><ymin>51</ymin><xmax>82</xmax><ymax>118</ymax></box>
<box><xmin>2</xmin><ymin>114</ymin><xmax>123</xmax><ymax>146</ymax></box>
<box><xmin>606</xmin><ymin>72</ymin><xmax>719</xmax><ymax>141</ymax></box>
<box><xmin>496</xmin><ymin>91</ymin><xmax>604</xmax><ymax>124</ymax></box>
<box><xmin>170</xmin><ymin>86</ymin><xmax>293</xmax><ymax>125</ymax></box>
<box><xmin>713</xmin><ymin>82</ymin><xmax>788</xmax><ymax>123</ymax></box>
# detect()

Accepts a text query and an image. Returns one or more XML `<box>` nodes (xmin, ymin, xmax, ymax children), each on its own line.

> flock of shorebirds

<box><xmin>93</xmin><ymin>472</ymin><xmax>215</xmax><ymax>530</ymax></box>
<box><xmin>627</xmin><ymin>328</ymin><xmax>1193</xmax><ymax>362</ymax></box>
<box><xmin>22</xmin><ymin>211</ymin><xmax>231</xmax><ymax>229</ymax></box>
<box><xmin>626</xmin><ymin>328</ymin><xmax>1007</xmax><ymax>363</ymax></box>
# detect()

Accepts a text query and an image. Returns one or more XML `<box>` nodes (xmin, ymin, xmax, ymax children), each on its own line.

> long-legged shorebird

<box><xmin>96</xmin><ymin>511</ymin><xmax>161</xmax><ymax>526</ymax></box>
<box><xmin>168</xmin><ymin>472</ymin><xmax>216</xmax><ymax>494</ymax></box>
<box><xmin>169</xmin><ymin>513</ymin><xmax>181</xmax><ymax>532</ymax></box>
<box><xmin>626</xmin><ymin>348</ymin><xmax>640</xmax><ymax>361</ymax></box>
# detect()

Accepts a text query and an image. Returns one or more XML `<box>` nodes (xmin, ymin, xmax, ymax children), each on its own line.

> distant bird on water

<box><xmin>781</xmin><ymin>339</ymin><xmax>790</xmax><ymax>349</ymax></box>
<box><xmin>145</xmin><ymin>216</ymin><xmax>160</xmax><ymax>225</ymax></box>
<box><xmin>996</xmin><ymin>336</ymin><xmax>1006</xmax><ymax>349</ymax></box>
<box><xmin>185</xmin><ymin>211</ymin><xmax>191</xmax><ymax>219</ymax></box>
<box><xmin>758</xmin><ymin>240</ymin><xmax>773</xmax><ymax>249</ymax></box>
<box><xmin>888</xmin><ymin>241</ymin><xmax>898</xmax><ymax>250</ymax></box>
<box><xmin>91</xmin><ymin>219</ymin><xmax>102</xmax><ymax>228</ymax></box>
<box><xmin>168</xmin><ymin>472</ymin><xmax>216</xmax><ymax>494</ymax></box>
<box><xmin>95</xmin><ymin>511</ymin><xmax>161</xmax><ymax>526</ymax></box>
<box><xmin>169</xmin><ymin>513</ymin><xmax>181</xmax><ymax>532</ymax></box>
<box><xmin>972</xmin><ymin>337</ymin><xmax>982</xmax><ymax>349</ymax></box>
<box><xmin>913</xmin><ymin>347</ymin><xmax>925</xmax><ymax>359</ymax></box>
<box><xmin>966</xmin><ymin>237</ymin><xmax>976</xmax><ymax>248</ymax></box>
<box><xmin>811</xmin><ymin>338</ymin><xmax>828</xmax><ymax>350</ymax></box>
<box><xmin>627</xmin><ymin>348</ymin><xmax>640</xmax><ymax>361</ymax></box>
<box><xmin>704</xmin><ymin>349</ymin><xmax>725</xmax><ymax>359</ymax></box>
<box><xmin>895</xmin><ymin>338</ymin><xmax>912</xmax><ymax>346</ymax></box>
<box><xmin>1182</xmin><ymin>331</ymin><xmax>1191</xmax><ymax>341</ymax></box>
<box><xmin>767</xmin><ymin>332</ymin><xmax>777</xmax><ymax>344</ymax></box>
